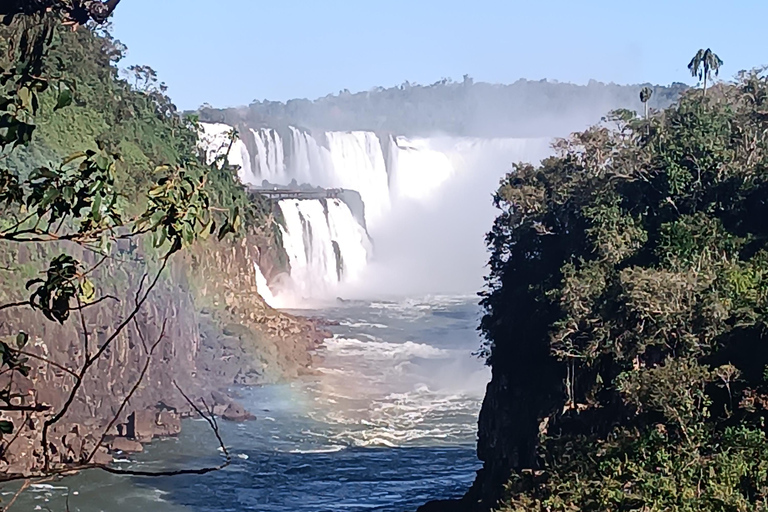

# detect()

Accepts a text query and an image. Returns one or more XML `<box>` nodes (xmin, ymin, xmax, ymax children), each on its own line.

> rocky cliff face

<box><xmin>0</xmin><ymin>235</ymin><xmax>327</xmax><ymax>476</ymax></box>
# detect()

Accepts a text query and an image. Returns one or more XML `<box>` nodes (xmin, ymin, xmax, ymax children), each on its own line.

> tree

<box><xmin>688</xmin><ymin>48</ymin><xmax>724</xmax><ymax>96</ymax></box>
<box><xmin>0</xmin><ymin>0</ymin><xmax>121</xmax><ymax>27</ymax></box>
<box><xmin>474</xmin><ymin>69</ymin><xmax>768</xmax><ymax>511</ymax></box>
<box><xmin>639</xmin><ymin>86</ymin><xmax>653</xmax><ymax>119</ymax></box>
<box><xmin>0</xmin><ymin>3</ymin><xmax>243</xmax><ymax>490</ymax></box>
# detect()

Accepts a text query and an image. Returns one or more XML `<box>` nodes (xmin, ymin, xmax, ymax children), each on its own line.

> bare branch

<box><xmin>41</xmin><ymin>253</ymin><xmax>171</xmax><ymax>471</ymax></box>
<box><xmin>86</xmin><ymin>319</ymin><xmax>167</xmax><ymax>463</ymax></box>
<box><xmin>17</xmin><ymin>350</ymin><xmax>79</xmax><ymax>379</ymax></box>
<box><xmin>1</xmin><ymin>478</ymin><xmax>30</xmax><ymax>512</ymax></box>
<box><xmin>0</xmin><ymin>413</ymin><xmax>30</xmax><ymax>460</ymax></box>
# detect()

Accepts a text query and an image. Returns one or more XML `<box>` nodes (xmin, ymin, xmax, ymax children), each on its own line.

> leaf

<box><xmin>61</xmin><ymin>152</ymin><xmax>86</xmax><ymax>166</ymax></box>
<box><xmin>199</xmin><ymin>218</ymin><xmax>214</xmax><ymax>240</ymax></box>
<box><xmin>80</xmin><ymin>278</ymin><xmax>95</xmax><ymax>304</ymax></box>
<box><xmin>0</xmin><ymin>421</ymin><xmax>13</xmax><ymax>435</ymax></box>
<box><xmin>17</xmin><ymin>86</ymin><xmax>31</xmax><ymax>109</ymax></box>
<box><xmin>54</xmin><ymin>89</ymin><xmax>73</xmax><ymax>111</ymax></box>
<box><xmin>25</xmin><ymin>278</ymin><xmax>43</xmax><ymax>290</ymax></box>
<box><xmin>15</xmin><ymin>332</ymin><xmax>28</xmax><ymax>349</ymax></box>
<box><xmin>91</xmin><ymin>192</ymin><xmax>102</xmax><ymax>222</ymax></box>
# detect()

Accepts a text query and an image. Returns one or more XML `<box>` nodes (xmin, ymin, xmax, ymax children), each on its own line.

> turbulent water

<box><xmin>14</xmin><ymin>296</ymin><xmax>487</xmax><ymax>512</ymax></box>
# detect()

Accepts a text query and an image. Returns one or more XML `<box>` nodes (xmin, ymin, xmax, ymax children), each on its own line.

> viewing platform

<box><xmin>248</xmin><ymin>187</ymin><xmax>343</xmax><ymax>201</ymax></box>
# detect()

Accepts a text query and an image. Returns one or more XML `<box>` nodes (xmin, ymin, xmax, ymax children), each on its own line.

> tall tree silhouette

<box><xmin>640</xmin><ymin>86</ymin><xmax>653</xmax><ymax>119</ymax></box>
<box><xmin>688</xmin><ymin>48</ymin><xmax>723</xmax><ymax>96</ymax></box>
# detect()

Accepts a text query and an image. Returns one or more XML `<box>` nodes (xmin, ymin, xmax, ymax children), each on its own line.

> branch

<box><xmin>0</xmin><ymin>413</ymin><xmax>31</xmax><ymax>460</ymax></box>
<box><xmin>0</xmin><ymin>377</ymin><xmax>230</xmax><ymax>484</ymax></box>
<box><xmin>86</xmin><ymin>319</ymin><xmax>167</xmax><ymax>463</ymax></box>
<box><xmin>41</xmin><ymin>254</ymin><xmax>171</xmax><ymax>471</ymax></box>
<box><xmin>0</xmin><ymin>302</ymin><xmax>30</xmax><ymax>313</ymax></box>
<box><xmin>0</xmin><ymin>404</ymin><xmax>49</xmax><ymax>412</ymax></box>
<box><xmin>17</xmin><ymin>349</ymin><xmax>79</xmax><ymax>379</ymax></box>
<box><xmin>1</xmin><ymin>478</ymin><xmax>30</xmax><ymax>512</ymax></box>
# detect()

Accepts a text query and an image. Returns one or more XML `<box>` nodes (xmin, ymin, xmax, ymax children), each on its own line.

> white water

<box><xmin>254</xmin><ymin>263</ymin><xmax>277</xmax><ymax>307</ymax></box>
<box><xmin>198</xmin><ymin>122</ymin><xmax>257</xmax><ymax>184</ymax></box>
<box><xmin>250</xmin><ymin>128</ymin><xmax>287</xmax><ymax>185</ymax></box>
<box><xmin>199</xmin><ymin>123</ymin><xmax>553</xmax><ymax>302</ymax></box>
<box><xmin>277</xmin><ymin>198</ymin><xmax>370</xmax><ymax>302</ymax></box>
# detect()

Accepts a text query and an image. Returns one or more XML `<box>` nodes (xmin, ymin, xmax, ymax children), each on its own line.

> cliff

<box><xmin>0</xmin><ymin>235</ymin><xmax>327</xmax><ymax>476</ymax></box>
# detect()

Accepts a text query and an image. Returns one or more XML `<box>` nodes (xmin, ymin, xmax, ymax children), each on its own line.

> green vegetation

<box><xmin>479</xmin><ymin>59</ymin><xmax>768</xmax><ymax>510</ymax></box>
<box><xmin>200</xmin><ymin>77</ymin><xmax>687</xmax><ymax>138</ymax></box>
<box><xmin>688</xmin><ymin>48</ymin><xmax>724</xmax><ymax>96</ymax></box>
<box><xmin>0</xmin><ymin>3</ymin><xmax>266</xmax><ymax>479</ymax></box>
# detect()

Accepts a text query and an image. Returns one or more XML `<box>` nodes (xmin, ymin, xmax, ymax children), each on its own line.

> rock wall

<box><xmin>0</xmin><ymin>234</ymin><xmax>327</xmax><ymax>476</ymax></box>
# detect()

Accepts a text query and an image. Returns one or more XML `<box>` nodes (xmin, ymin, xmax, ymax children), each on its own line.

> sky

<box><xmin>110</xmin><ymin>0</ymin><xmax>768</xmax><ymax>111</ymax></box>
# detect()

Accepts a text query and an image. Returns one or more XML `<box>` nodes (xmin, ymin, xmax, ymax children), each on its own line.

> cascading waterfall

<box><xmin>278</xmin><ymin>198</ymin><xmax>370</xmax><ymax>300</ymax></box>
<box><xmin>250</xmin><ymin>128</ymin><xmax>287</xmax><ymax>185</ymax></box>
<box><xmin>254</xmin><ymin>263</ymin><xmax>278</xmax><ymax>307</ymax></box>
<box><xmin>199</xmin><ymin>122</ymin><xmax>552</xmax><ymax>301</ymax></box>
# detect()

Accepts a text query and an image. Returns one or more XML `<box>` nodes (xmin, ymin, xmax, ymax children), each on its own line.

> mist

<box><xmin>340</xmin><ymin>136</ymin><xmax>553</xmax><ymax>300</ymax></box>
<box><xmin>199</xmin><ymin>78</ymin><xmax>687</xmax><ymax>305</ymax></box>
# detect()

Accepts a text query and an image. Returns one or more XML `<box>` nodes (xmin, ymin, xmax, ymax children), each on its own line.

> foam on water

<box><xmin>324</xmin><ymin>336</ymin><xmax>449</xmax><ymax>361</ymax></box>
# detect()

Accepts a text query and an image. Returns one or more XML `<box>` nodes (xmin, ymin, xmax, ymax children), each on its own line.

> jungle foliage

<box><xmin>0</xmin><ymin>4</ymin><xmax>259</xmax><ymax>478</ymax></box>
<box><xmin>200</xmin><ymin>76</ymin><xmax>687</xmax><ymax>139</ymax></box>
<box><xmin>481</xmin><ymin>68</ymin><xmax>768</xmax><ymax>511</ymax></box>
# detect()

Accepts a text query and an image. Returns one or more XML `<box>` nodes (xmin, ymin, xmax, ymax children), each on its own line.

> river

<box><xmin>13</xmin><ymin>295</ymin><xmax>487</xmax><ymax>512</ymax></box>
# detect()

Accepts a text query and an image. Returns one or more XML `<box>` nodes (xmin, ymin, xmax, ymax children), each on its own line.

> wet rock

<box><xmin>109</xmin><ymin>437</ymin><xmax>144</xmax><ymax>453</ymax></box>
<box><xmin>154</xmin><ymin>410</ymin><xmax>181</xmax><ymax>437</ymax></box>
<box><xmin>416</xmin><ymin>499</ymin><xmax>468</xmax><ymax>512</ymax></box>
<box><xmin>221</xmin><ymin>402</ymin><xmax>255</xmax><ymax>422</ymax></box>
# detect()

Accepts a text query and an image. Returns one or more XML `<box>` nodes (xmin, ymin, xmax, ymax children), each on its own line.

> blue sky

<box><xmin>110</xmin><ymin>0</ymin><xmax>767</xmax><ymax>110</ymax></box>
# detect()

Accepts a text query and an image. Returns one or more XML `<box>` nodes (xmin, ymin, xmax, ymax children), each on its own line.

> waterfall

<box><xmin>198</xmin><ymin>121</ymin><xmax>553</xmax><ymax>300</ymax></box>
<box><xmin>198</xmin><ymin>122</ymin><xmax>257</xmax><ymax>185</ymax></box>
<box><xmin>254</xmin><ymin>263</ymin><xmax>278</xmax><ymax>307</ymax></box>
<box><xmin>325</xmin><ymin>131</ymin><xmax>390</xmax><ymax>228</ymax></box>
<box><xmin>251</xmin><ymin>128</ymin><xmax>286</xmax><ymax>184</ymax></box>
<box><xmin>388</xmin><ymin>136</ymin><xmax>456</xmax><ymax>202</ymax></box>
<box><xmin>278</xmin><ymin>198</ymin><xmax>370</xmax><ymax>300</ymax></box>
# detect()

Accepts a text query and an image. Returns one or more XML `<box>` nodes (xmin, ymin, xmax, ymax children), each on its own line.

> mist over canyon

<box><xmin>197</xmin><ymin>78</ymin><xmax>684</xmax><ymax>305</ymax></box>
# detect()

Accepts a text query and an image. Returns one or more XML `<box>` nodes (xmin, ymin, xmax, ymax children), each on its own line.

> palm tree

<box><xmin>639</xmin><ymin>86</ymin><xmax>653</xmax><ymax>119</ymax></box>
<box><xmin>688</xmin><ymin>48</ymin><xmax>723</xmax><ymax>96</ymax></box>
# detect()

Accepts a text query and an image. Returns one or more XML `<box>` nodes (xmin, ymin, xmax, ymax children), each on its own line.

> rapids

<box><xmin>12</xmin><ymin>296</ymin><xmax>487</xmax><ymax>512</ymax></box>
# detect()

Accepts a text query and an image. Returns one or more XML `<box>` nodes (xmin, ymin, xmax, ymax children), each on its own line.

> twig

<box><xmin>0</xmin><ymin>413</ymin><xmax>30</xmax><ymax>460</ymax></box>
<box><xmin>0</xmin><ymin>302</ymin><xmax>31</xmax><ymax>313</ymax></box>
<box><xmin>1</xmin><ymin>478</ymin><xmax>30</xmax><ymax>512</ymax></box>
<box><xmin>173</xmin><ymin>381</ymin><xmax>228</xmax><ymax>461</ymax></box>
<box><xmin>86</xmin><ymin>319</ymin><xmax>167</xmax><ymax>463</ymax></box>
<box><xmin>16</xmin><ymin>350</ymin><xmax>79</xmax><ymax>379</ymax></box>
<box><xmin>41</xmin><ymin>254</ymin><xmax>170</xmax><ymax>471</ymax></box>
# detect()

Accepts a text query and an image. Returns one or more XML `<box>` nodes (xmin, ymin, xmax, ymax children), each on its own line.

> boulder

<box><xmin>109</xmin><ymin>437</ymin><xmax>144</xmax><ymax>453</ymax></box>
<box><xmin>91</xmin><ymin>446</ymin><xmax>112</xmax><ymax>465</ymax></box>
<box><xmin>221</xmin><ymin>402</ymin><xmax>255</xmax><ymax>422</ymax></box>
<box><xmin>127</xmin><ymin>410</ymin><xmax>155</xmax><ymax>442</ymax></box>
<box><xmin>154</xmin><ymin>410</ymin><xmax>181</xmax><ymax>437</ymax></box>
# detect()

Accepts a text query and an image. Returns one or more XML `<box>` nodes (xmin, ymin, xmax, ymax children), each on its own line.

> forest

<box><xmin>472</xmin><ymin>57</ymin><xmax>768</xmax><ymax>510</ymax></box>
<box><xmin>200</xmin><ymin>76</ymin><xmax>688</xmax><ymax>138</ymax></box>
<box><xmin>0</xmin><ymin>1</ymin><xmax>325</xmax><ymax>488</ymax></box>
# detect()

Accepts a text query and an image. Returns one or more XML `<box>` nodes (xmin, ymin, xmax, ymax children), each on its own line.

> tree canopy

<box><xmin>200</xmin><ymin>78</ymin><xmax>688</xmax><ymax>138</ymax></box>
<box><xmin>480</xmin><ymin>70</ymin><xmax>768</xmax><ymax>511</ymax></box>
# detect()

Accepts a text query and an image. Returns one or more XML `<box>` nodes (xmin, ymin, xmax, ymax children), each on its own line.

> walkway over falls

<box><xmin>248</xmin><ymin>188</ymin><xmax>343</xmax><ymax>201</ymax></box>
